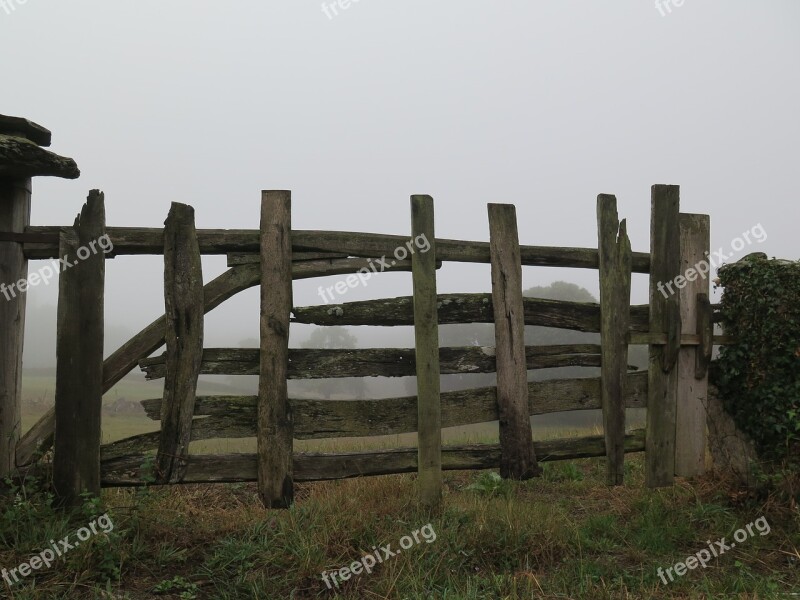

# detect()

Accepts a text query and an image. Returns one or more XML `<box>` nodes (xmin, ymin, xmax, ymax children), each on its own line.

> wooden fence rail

<box><xmin>22</xmin><ymin>226</ymin><xmax>651</xmax><ymax>271</ymax></box>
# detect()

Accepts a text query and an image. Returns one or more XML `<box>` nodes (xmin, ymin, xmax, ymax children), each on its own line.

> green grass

<box><xmin>1</xmin><ymin>455</ymin><xmax>797</xmax><ymax>599</ymax></box>
<box><xmin>9</xmin><ymin>374</ymin><xmax>798</xmax><ymax>598</ymax></box>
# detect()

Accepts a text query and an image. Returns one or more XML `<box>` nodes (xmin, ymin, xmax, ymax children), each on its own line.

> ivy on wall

<box><xmin>714</xmin><ymin>253</ymin><xmax>800</xmax><ymax>461</ymax></box>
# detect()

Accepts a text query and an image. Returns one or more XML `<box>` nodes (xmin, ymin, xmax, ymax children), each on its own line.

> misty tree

<box><xmin>437</xmin><ymin>281</ymin><xmax>617</xmax><ymax>390</ymax></box>
<box><xmin>302</xmin><ymin>326</ymin><xmax>358</xmax><ymax>350</ymax></box>
<box><xmin>297</xmin><ymin>327</ymin><xmax>368</xmax><ymax>400</ymax></box>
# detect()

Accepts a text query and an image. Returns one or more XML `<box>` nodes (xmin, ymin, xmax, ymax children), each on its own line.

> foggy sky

<box><xmin>2</xmin><ymin>1</ymin><xmax>798</xmax><ymax>364</ymax></box>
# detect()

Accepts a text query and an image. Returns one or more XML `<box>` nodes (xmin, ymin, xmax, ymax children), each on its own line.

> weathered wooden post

<box><xmin>675</xmin><ymin>214</ymin><xmax>710</xmax><ymax>477</ymax></box>
<box><xmin>646</xmin><ymin>185</ymin><xmax>682</xmax><ymax>488</ymax></box>
<box><xmin>53</xmin><ymin>191</ymin><xmax>106</xmax><ymax>506</ymax></box>
<box><xmin>596</xmin><ymin>195</ymin><xmax>632</xmax><ymax>486</ymax></box>
<box><xmin>411</xmin><ymin>194</ymin><xmax>442</xmax><ymax>507</ymax></box>
<box><xmin>155</xmin><ymin>203</ymin><xmax>204</xmax><ymax>483</ymax></box>
<box><xmin>488</xmin><ymin>203</ymin><xmax>541</xmax><ymax>480</ymax></box>
<box><xmin>0</xmin><ymin>115</ymin><xmax>79</xmax><ymax>478</ymax></box>
<box><xmin>258</xmin><ymin>190</ymin><xmax>294</xmax><ymax>509</ymax></box>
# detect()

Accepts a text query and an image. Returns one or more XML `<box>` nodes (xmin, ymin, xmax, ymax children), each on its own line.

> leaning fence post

<box><xmin>411</xmin><ymin>194</ymin><xmax>442</xmax><ymax>507</ymax></box>
<box><xmin>155</xmin><ymin>203</ymin><xmax>204</xmax><ymax>484</ymax></box>
<box><xmin>258</xmin><ymin>190</ymin><xmax>294</xmax><ymax>509</ymax></box>
<box><xmin>645</xmin><ymin>185</ymin><xmax>682</xmax><ymax>488</ymax></box>
<box><xmin>597</xmin><ymin>195</ymin><xmax>632</xmax><ymax>486</ymax></box>
<box><xmin>488</xmin><ymin>203</ymin><xmax>540</xmax><ymax>480</ymax></box>
<box><xmin>53</xmin><ymin>190</ymin><xmax>105</xmax><ymax>506</ymax></box>
<box><xmin>675</xmin><ymin>214</ymin><xmax>710</xmax><ymax>477</ymax></box>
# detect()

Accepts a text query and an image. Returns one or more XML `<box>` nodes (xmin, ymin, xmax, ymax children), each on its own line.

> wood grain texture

<box><xmin>292</xmin><ymin>294</ymin><xmax>650</xmax><ymax>332</ymax></box>
<box><xmin>646</xmin><ymin>185</ymin><xmax>682</xmax><ymax>488</ymax></box>
<box><xmin>116</xmin><ymin>373</ymin><xmax>650</xmax><ymax>460</ymax></box>
<box><xmin>53</xmin><ymin>191</ymin><xmax>105</xmax><ymax>506</ymax></box>
<box><xmin>0</xmin><ymin>178</ymin><xmax>29</xmax><ymax>476</ymax></box>
<box><xmin>597</xmin><ymin>195</ymin><xmax>632</xmax><ymax>485</ymax></box>
<box><xmin>411</xmin><ymin>195</ymin><xmax>442</xmax><ymax>506</ymax></box>
<box><xmin>258</xmin><ymin>191</ymin><xmax>294</xmax><ymax>508</ymax></box>
<box><xmin>138</xmin><ymin>344</ymin><xmax>606</xmax><ymax>380</ymax></box>
<box><xmin>100</xmin><ymin>429</ymin><xmax>647</xmax><ymax>486</ymax></box>
<box><xmin>675</xmin><ymin>214</ymin><xmax>710</xmax><ymax>477</ymax></box>
<box><xmin>24</xmin><ymin>226</ymin><xmax>651</xmax><ymax>273</ymax></box>
<box><xmin>17</xmin><ymin>248</ymin><xmax>392</xmax><ymax>466</ymax></box>
<box><xmin>489</xmin><ymin>204</ymin><xmax>539</xmax><ymax>479</ymax></box>
<box><xmin>695</xmin><ymin>293</ymin><xmax>713</xmax><ymax>379</ymax></box>
<box><xmin>156</xmin><ymin>203</ymin><xmax>204</xmax><ymax>483</ymax></box>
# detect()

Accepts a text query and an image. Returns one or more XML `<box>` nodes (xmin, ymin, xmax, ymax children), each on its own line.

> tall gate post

<box><xmin>258</xmin><ymin>190</ymin><xmax>294</xmax><ymax>509</ymax></box>
<box><xmin>411</xmin><ymin>194</ymin><xmax>442</xmax><ymax>507</ymax></box>
<box><xmin>0</xmin><ymin>115</ymin><xmax>79</xmax><ymax>478</ymax></box>
<box><xmin>53</xmin><ymin>192</ymin><xmax>106</xmax><ymax>506</ymax></box>
<box><xmin>675</xmin><ymin>214</ymin><xmax>710</xmax><ymax>476</ymax></box>
<box><xmin>646</xmin><ymin>185</ymin><xmax>682</xmax><ymax>487</ymax></box>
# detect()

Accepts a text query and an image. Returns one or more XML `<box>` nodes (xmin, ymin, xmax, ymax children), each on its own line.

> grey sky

<box><xmin>3</xmin><ymin>1</ymin><xmax>798</xmax><ymax>360</ymax></box>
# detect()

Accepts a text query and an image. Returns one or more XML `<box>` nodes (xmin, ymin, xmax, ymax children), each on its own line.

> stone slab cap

<box><xmin>0</xmin><ymin>114</ymin><xmax>80</xmax><ymax>179</ymax></box>
<box><xmin>0</xmin><ymin>114</ymin><xmax>52</xmax><ymax>146</ymax></box>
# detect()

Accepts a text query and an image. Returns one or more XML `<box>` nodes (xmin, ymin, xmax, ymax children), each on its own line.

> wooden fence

<box><xmin>9</xmin><ymin>186</ymin><xmax>722</xmax><ymax>508</ymax></box>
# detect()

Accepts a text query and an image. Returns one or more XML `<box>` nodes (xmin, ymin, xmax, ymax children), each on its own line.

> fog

<box><xmin>2</xmin><ymin>1</ymin><xmax>797</xmax><ymax>366</ymax></box>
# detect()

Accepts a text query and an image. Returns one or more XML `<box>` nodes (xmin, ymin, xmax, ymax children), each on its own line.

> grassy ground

<box><xmin>1</xmin><ymin>454</ymin><xmax>797</xmax><ymax>599</ymax></box>
<box><xmin>10</xmin><ymin>374</ymin><xmax>797</xmax><ymax>598</ymax></box>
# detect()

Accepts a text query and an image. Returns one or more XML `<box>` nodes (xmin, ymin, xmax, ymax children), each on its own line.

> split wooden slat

<box><xmin>155</xmin><ymin>203</ymin><xmax>204</xmax><ymax>484</ymax></box>
<box><xmin>596</xmin><ymin>195</ymin><xmax>632</xmax><ymax>485</ymax></box>
<box><xmin>101</xmin><ymin>430</ymin><xmax>648</xmax><ymax>486</ymax></box>
<box><xmin>53</xmin><ymin>190</ymin><xmax>106</xmax><ymax>506</ymax></box>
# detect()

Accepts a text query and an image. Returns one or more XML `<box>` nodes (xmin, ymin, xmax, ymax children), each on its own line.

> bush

<box><xmin>714</xmin><ymin>253</ymin><xmax>800</xmax><ymax>462</ymax></box>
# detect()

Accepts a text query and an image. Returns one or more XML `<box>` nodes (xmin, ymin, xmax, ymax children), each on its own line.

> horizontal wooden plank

<box><xmin>229</xmin><ymin>251</ymin><xmax>349</xmax><ymax>266</ymax></box>
<box><xmin>131</xmin><ymin>372</ymin><xmax>647</xmax><ymax>447</ymax></box>
<box><xmin>139</xmin><ymin>344</ymin><xmax>607</xmax><ymax>380</ymax></box>
<box><xmin>23</xmin><ymin>227</ymin><xmax>650</xmax><ymax>272</ymax></box>
<box><xmin>100</xmin><ymin>429</ymin><xmax>646</xmax><ymax>486</ymax></box>
<box><xmin>291</xmin><ymin>293</ymin><xmax>650</xmax><ymax>332</ymax></box>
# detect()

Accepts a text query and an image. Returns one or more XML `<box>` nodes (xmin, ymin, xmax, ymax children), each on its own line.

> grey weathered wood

<box><xmin>293</xmin><ymin>294</ymin><xmax>650</xmax><ymax>332</ymax></box>
<box><xmin>24</xmin><ymin>226</ymin><xmax>651</xmax><ymax>272</ymax></box>
<box><xmin>695</xmin><ymin>293</ymin><xmax>713</xmax><ymax>379</ymax></box>
<box><xmin>101</xmin><ymin>411</ymin><xmax>255</xmax><ymax>461</ymax></box>
<box><xmin>228</xmin><ymin>251</ymin><xmax>348</xmax><ymax>266</ymax></box>
<box><xmin>597</xmin><ymin>195</ymin><xmax>632</xmax><ymax>486</ymax></box>
<box><xmin>100</xmin><ymin>429</ymin><xmax>647</xmax><ymax>486</ymax></box>
<box><xmin>155</xmin><ymin>203</ymin><xmax>204</xmax><ymax>483</ymax></box>
<box><xmin>0</xmin><ymin>135</ymin><xmax>80</xmax><ymax>179</ymax></box>
<box><xmin>139</xmin><ymin>344</ymin><xmax>607</xmax><ymax>380</ymax></box>
<box><xmin>411</xmin><ymin>195</ymin><xmax>442</xmax><ymax>506</ymax></box>
<box><xmin>675</xmin><ymin>214</ymin><xmax>710</xmax><ymax>477</ymax></box>
<box><xmin>646</xmin><ymin>185</ymin><xmax>682</xmax><ymax>488</ymax></box>
<box><xmin>14</xmin><ymin>263</ymin><xmax>261</xmax><ymax>468</ymax></box>
<box><xmin>489</xmin><ymin>204</ymin><xmax>539</xmax><ymax>479</ymax></box>
<box><xmin>0</xmin><ymin>178</ymin><xmax>30</xmax><ymax>476</ymax></box>
<box><xmin>258</xmin><ymin>191</ymin><xmax>294</xmax><ymax>509</ymax></box>
<box><xmin>53</xmin><ymin>191</ymin><xmax>105</xmax><ymax>506</ymax></box>
<box><xmin>137</xmin><ymin>371</ymin><xmax>649</xmax><ymax>439</ymax></box>
<box><xmin>16</xmin><ymin>253</ymin><xmax>397</xmax><ymax>466</ymax></box>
